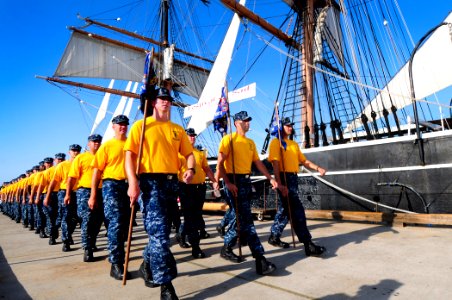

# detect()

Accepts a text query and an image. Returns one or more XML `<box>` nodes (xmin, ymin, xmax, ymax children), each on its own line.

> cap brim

<box><xmin>243</xmin><ymin>117</ymin><xmax>252</xmax><ymax>121</ymax></box>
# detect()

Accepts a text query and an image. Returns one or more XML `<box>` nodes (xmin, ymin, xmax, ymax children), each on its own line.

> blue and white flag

<box><xmin>213</xmin><ymin>87</ymin><xmax>229</xmax><ymax>134</ymax></box>
<box><xmin>270</xmin><ymin>117</ymin><xmax>287</xmax><ymax>150</ymax></box>
<box><xmin>140</xmin><ymin>52</ymin><xmax>157</xmax><ymax>95</ymax></box>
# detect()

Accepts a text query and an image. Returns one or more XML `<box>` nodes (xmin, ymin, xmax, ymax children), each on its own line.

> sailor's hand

<box><xmin>212</xmin><ymin>181</ymin><xmax>219</xmax><ymax>191</ymax></box>
<box><xmin>269</xmin><ymin>178</ymin><xmax>279</xmax><ymax>190</ymax></box>
<box><xmin>128</xmin><ymin>182</ymin><xmax>140</xmax><ymax>207</ymax></box>
<box><xmin>88</xmin><ymin>196</ymin><xmax>96</xmax><ymax>210</ymax></box>
<box><xmin>278</xmin><ymin>185</ymin><xmax>288</xmax><ymax>198</ymax></box>
<box><xmin>43</xmin><ymin>196</ymin><xmax>50</xmax><ymax>207</ymax></box>
<box><xmin>317</xmin><ymin>166</ymin><xmax>326</xmax><ymax>176</ymax></box>
<box><xmin>183</xmin><ymin>169</ymin><xmax>194</xmax><ymax>184</ymax></box>
<box><xmin>64</xmin><ymin>194</ymin><xmax>71</xmax><ymax>205</ymax></box>
<box><xmin>226</xmin><ymin>182</ymin><xmax>238</xmax><ymax>198</ymax></box>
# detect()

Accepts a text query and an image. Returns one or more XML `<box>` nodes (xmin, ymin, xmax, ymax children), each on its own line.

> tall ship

<box><xmin>39</xmin><ymin>1</ymin><xmax>452</xmax><ymax>215</ymax></box>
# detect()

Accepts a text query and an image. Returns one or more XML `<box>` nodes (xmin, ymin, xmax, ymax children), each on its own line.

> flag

<box><xmin>270</xmin><ymin>117</ymin><xmax>287</xmax><ymax>150</ymax></box>
<box><xmin>140</xmin><ymin>52</ymin><xmax>157</xmax><ymax>96</ymax></box>
<box><xmin>213</xmin><ymin>87</ymin><xmax>229</xmax><ymax>134</ymax></box>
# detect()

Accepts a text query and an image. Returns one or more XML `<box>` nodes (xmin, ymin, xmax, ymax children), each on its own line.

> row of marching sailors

<box><xmin>1</xmin><ymin>86</ymin><xmax>328</xmax><ymax>300</ymax></box>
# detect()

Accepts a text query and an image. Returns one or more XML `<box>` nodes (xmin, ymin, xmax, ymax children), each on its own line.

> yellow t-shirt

<box><xmin>53</xmin><ymin>160</ymin><xmax>72</xmax><ymax>190</ymax></box>
<box><xmin>33</xmin><ymin>171</ymin><xmax>44</xmax><ymax>189</ymax></box>
<box><xmin>91</xmin><ymin>138</ymin><xmax>126</xmax><ymax>180</ymax></box>
<box><xmin>178</xmin><ymin>148</ymin><xmax>209</xmax><ymax>184</ymax></box>
<box><xmin>41</xmin><ymin>166</ymin><xmax>59</xmax><ymax>193</ymax></box>
<box><xmin>68</xmin><ymin>152</ymin><xmax>96</xmax><ymax>189</ymax></box>
<box><xmin>124</xmin><ymin>117</ymin><xmax>193</xmax><ymax>174</ymax></box>
<box><xmin>218</xmin><ymin>132</ymin><xmax>259</xmax><ymax>174</ymax></box>
<box><xmin>268</xmin><ymin>138</ymin><xmax>306</xmax><ymax>173</ymax></box>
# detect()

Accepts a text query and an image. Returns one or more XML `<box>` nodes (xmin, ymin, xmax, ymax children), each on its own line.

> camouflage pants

<box><xmin>270</xmin><ymin>196</ymin><xmax>288</xmax><ymax>238</ymax></box>
<box><xmin>60</xmin><ymin>190</ymin><xmax>77</xmax><ymax>243</ymax></box>
<box><xmin>28</xmin><ymin>202</ymin><xmax>35</xmax><ymax>228</ymax></box>
<box><xmin>36</xmin><ymin>195</ymin><xmax>47</xmax><ymax>232</ymax></box>
<box><xmin>140</xmin><ymin>174</ymin><xmax>179</xmax><ymax>285</ymax></box>
<box><xmin>76</xmin><ymin>188</ymin><xmax>104</xmax><ymax>250</ymax></box>
<box><xmin>274</xmin><ymin>173</ymin><xmax>312</xmax><ymax>243</ymax></box>
<box><xmin>102</xmin><ymin>180</ymin><xmax>130</xmax><ymax>264</ymax></box>
<box><xmin>22</xmin><ymin>200</ymin><xmax>29</xmax><ymax>225</ymax></box>
<box><xmin>178</xmin><ymin>182</ymin><xmax>206</xmax><ymax>246</ymax></box>
<box><xmin>223</xmin><ymin>175</ymin><xmax>265</xmax><ymax>257</ymax></box>
<box><xmin>43</xmin><ymin>192</ymin><xmax>59</xmax><ymax>239</ymax></box>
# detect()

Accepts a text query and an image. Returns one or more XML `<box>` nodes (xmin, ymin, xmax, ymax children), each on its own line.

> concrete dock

<box><xmin>1</xmin><ymin>213</ymin><xmax>451</xmax><ymax>299</ymax></box>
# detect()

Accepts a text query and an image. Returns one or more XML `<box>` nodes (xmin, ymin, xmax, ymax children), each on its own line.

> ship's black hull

<box><xmin>299</xmin><ymin>130</ymin><xmax>452</xmax><ymax>213</ymax></box>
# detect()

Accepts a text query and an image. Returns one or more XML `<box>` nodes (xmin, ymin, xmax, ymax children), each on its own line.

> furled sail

<box><xmin>185</xmin><ymin>0</ymin><xmax>246</xmax><ymax>134</ymax></box>
<box><xmin>314</xmin><ymin>6</ymin><xmax>344</xmax><ymax>66</ymax></box>
<box><xmin>346</xmin><ymin>12</ymin><xmax>452</xmax><ymax>132</ymax></box>
<box><xmin>54</xmin><ymin>31</ymin><xmax>209</xmax><ymax>98</ymax></box>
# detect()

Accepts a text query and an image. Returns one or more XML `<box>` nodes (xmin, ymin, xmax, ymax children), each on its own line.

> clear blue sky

<box><xmin>0</xmin><ymin>1</ymin><xmax>450</xmax><ymax>184</ymax></box>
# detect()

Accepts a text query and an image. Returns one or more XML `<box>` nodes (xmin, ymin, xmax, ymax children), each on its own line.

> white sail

<box><xmin>314</xmin><ymin>6</ymin><xmax>344</xmax><ymax>66</ymax></box>
<box><xmin>346</xmin><ymin>12</ymin><xmax>452</xmax><ymax>132</ymax></box>
<box><xmin>103</xmin><ymin>81</ymin><xmax>133</xmax><ymax>141</ymax></box>
<box><xmin>54</xmin><ymin>31</ymin><xmax>209</xmax><ymax>98</ymax></box>
<box><xmin>186</xmin><ymin>0</ymin><xmax>246</xmax><ymax>134</ymax></box>
<box><xmin>184</xmin><ymin>82</ymin><xmax>256</xmax><ymax>118</ymax></box>
<box><xmin>91</xmin><ymin>79</ymin><xmax>115</xmax><ymax>134</ymax></box>
<box><xmin>123</xmin><ymin>82</ymin><xmax>139</xmax><ymax>117</ymax></box>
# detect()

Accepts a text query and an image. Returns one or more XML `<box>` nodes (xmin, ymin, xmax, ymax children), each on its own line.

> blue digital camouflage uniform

<box><xmin>76</xmin><ymin>188</ymin><xmax>104</xmax><ymax>250</ymax></box>
<box><xmin>223</xmin><ymin>175</ymin><xmax>265</xmax><ymax>257</ymax></box>
<box><xmin>276</xmin><ymin>173</ymin><xmax>312</xmax><ymax>242</ymax></box>
<box><xmin>140</xmin><ymin>174</ymin><xmax>179</xmax><ymax>284</ymax></box>
<box><xmin>44</xmin><ymin>192</ymin><xmax>59</xmax><ymax>239</ymax></box>
<box><xmin>270</xmin><ymin>197</ymin><xmax>288</xmax><ymax>238</ymax></box>
<box><xmin>36</xmin><ymin>195</ymin><xmax>47</xmax><ymax>233</ymax></box>
<box><xmin>102</xmin><ymin>179</ymin><xmax>130</xmax><ymax>264</ymax></box>
<box><xmin>178</xmin><ymin>182</ymin><xmax>205</xmax><ymax>246</ymax></box>
<box><xmin>60</xmin><ymin>190</ymin><xmax>77</xmax><ymax>243</ymax></box>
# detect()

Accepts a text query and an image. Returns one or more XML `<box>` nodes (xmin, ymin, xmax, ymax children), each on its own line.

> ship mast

<box><xmin>301</xmin><ymin>0</ymin><xmax>315</xmax><ymax>148</ymax></box>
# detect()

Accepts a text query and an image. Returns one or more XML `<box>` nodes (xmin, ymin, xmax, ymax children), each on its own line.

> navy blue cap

<box><xmin>156</xmin><ymin>88</ymin><xmax>173</xmax><ymax>101</ymax></box>
<box><xmin>55</xmin><ymin>153</ymin><xmax>66</xmax><ymax>160</ymax></box>
<box><xmin>88</xmin><ymin>134</ymin><xmax>103</xmax><ymax>142</ymax></box>
<box><xmin>39</xmin><ymin>161</ymin><xmax>44</xmax><ymax>166</ymax></box>
<box><xmin>112</xmin><ymin>114</ymin><xmax>129</xmax><ymax>125</ymax></box>
<box><xmin>233</xmin><ymin>111</ymin><xmax>252</xmax><ymax>122</ymax></box>
<box><xmin>185</xmin><ymin>128</ymin><xmax>197</xmax><ymax>136</ymax></box>
<box><xmin>43</xmin><ymin>157</ymin><xmax>54</xmax><ymax>164</ymax></box>
<box><xmin>281</xmin><ymin>117</ymin><xmax>295</xmax><ymax>126</ymax></box>
<box><xmin>33</xmin><ymin>165</ymin><xmax>40</xmax><ymax>170</ymax></box>
<box><xmin>69</xmin><ymin>144</ymin><xmax>82</xmax><ymax>152</ymax></box>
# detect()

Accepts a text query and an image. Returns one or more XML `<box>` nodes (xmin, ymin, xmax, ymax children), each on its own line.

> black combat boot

<box><xmin>216</xmin><ymin>225</ymin><xmax>225</xmax><ymax>237</ymax></box>
<box><xmin>175</xmin><ymin>233</ymin><xmax>190</xmax><ymax>248</ymax></box>
<box><xmin>48</xmin><ymin>237</ymin><xmax>56</xmax><ymax>245</ymax></box>
<box><xmin>83</xmin><ymin>248</ymin><xmax>93</xmax><ymax>262</ymax></box>
<box><xmin>139</xmin><ymin>260</ymin><xmax>159</xmax><ymax>288</ymax></box>
<box><xmin>110</xmin><ymin>264</ymin><xmax>124</xmax><ymax>280</ymax></box>
<box><xmin>39</xmin><ymin>229</ymin><xmax>48</xmax><ymax>239</ymax></box>
<box><xmin>220</xmin><ymin>245</ymin><xmax>244</xmax><ymax>263</ymax></box>
<box><xmin>191</xmin><ymin>245</ymin><xmax>206</xmax><ymax>259</ymax></box>
<box><xmin>304</xmin><ymin>240</ymin><xmax>326</xmax><ymax>257</ymax></box>
<box><xmin>160</xmin><ymin>281</ymin><xmax>178</xmax><ymax>300</ymax></box>
<box><xmin>268</xmin><ymin>234</ymin><xmax>290</xmax><ymax>248</ymax></box>
<box><xmin>199</xmin><ymin>230</ymin><xmax>210</xmax><ymax>239</ymax></box>
<box><xmin>255</xmin><ymin>255</ymin><xmax>276</xmax><ymax>275</ymax></box>
<box><xmin>62</xmin><ymin>241</ymin><xmax>71</xmax><ymax>252</ymax></box>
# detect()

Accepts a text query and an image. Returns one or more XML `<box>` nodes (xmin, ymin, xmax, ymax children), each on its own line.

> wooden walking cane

<box><xmin>122</xmin><ymin>98</ymin><xmax>149</xmax><ymax>286</ymax></box>
<box><xmin>274</xmin><ymin>104</ymin><xmax>297</xmax><ymax>248</ymax></box>
<box><xmin>123</xmin><ymin>50</ymin><xmax>155</xmax><ymax>286</ymax></box>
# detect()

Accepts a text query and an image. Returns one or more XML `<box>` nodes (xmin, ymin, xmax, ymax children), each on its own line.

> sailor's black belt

<box><xmin>227</xmin><ymin>174</ymin><xmax>250</xmax><ymax>179</ymax></box>
<box><xmin>103</xmin><ymin>178</ymin><xmax>126</xmax><ymax>183</ymax></box>
<box><xmin>141</xmin><ymin>173</ymin><xmax>177</xmax><ymax>181</ymax></box>
<box><xmin>280</xmin><ymin>172</ymin><xmax>298</xmax><ymax>176</ymax></box>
